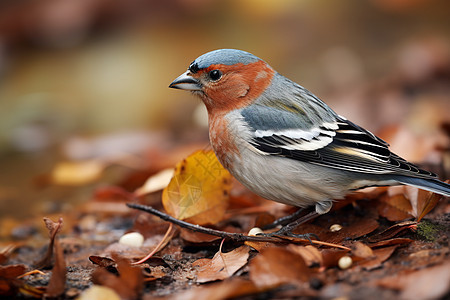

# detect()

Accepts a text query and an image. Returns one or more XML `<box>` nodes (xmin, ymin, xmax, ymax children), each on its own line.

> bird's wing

<box><xmin>240</xmin><ymin>102</ymin><xmax>436</xmax><ymax>179</ymax></box>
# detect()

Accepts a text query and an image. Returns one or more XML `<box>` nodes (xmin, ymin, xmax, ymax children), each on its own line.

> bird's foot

<box><xmin>258</xmin><ymin>210</ymin><xmax>320</xmax><ymax>243</ymax></box>
<box><xmin>262</xmin><ymin>208</ymin><xmax>306</xmax><ymax>230</ymax></box>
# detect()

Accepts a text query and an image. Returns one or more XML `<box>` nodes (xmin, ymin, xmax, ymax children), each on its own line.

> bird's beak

<box><xmin>169</xmin><ymin>71</ymin><xmax>202</xmax><ymax>91</ymax></box>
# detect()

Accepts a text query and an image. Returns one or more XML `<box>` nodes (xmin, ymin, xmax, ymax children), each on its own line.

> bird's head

<box><xmin>169</xmin><ymin>49</ymin><xmax>275</xmax><ymax>113</ymax></box>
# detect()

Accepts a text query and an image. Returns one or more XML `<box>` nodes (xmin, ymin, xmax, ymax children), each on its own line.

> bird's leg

<box><xmin>259</xmin><ymin>210</ymin><xmax>319</xmax><ymax>242</ymax></box>
<box><xmin>262</xmin><ymin>207</ymin><xmax>306</xmax><ymax>230</ymax></box>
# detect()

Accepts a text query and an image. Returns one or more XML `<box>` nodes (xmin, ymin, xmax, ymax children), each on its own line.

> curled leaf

<box><xmin>35</xmin><ymin>217</ymin><xmax>63</xmax><ymax>269</ymax></box>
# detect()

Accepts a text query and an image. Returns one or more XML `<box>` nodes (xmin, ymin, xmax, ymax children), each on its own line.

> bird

<box><xmin>169</xmin><ymin>49</ymin><xmax>450</xmax><ymax>234</ymax></box>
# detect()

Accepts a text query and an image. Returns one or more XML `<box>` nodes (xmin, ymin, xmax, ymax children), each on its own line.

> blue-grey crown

<box><xmin>189</xmin><ymin>49</ymin><xmax>261</xmax><ymax>73</ymax></box>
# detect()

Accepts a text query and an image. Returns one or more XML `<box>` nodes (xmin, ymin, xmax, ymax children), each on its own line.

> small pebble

<box><xmin>330</xmin><ymin>224</ymin><xmax>342</xmax><ymax>232</ymax></box>
<box><xmin>248</xmin><ymin>227</ymin><xmax>264</xmax><ymax>236</ymax></box>
<box><xmin>338</xmin><ymin>256</ymin><xmax>353</xmax><ymax>269</ymax></box>
<box><xmin>119</xmin><ymin>232</ymin><xmax>144</xmax><ymax>247</ymax></box>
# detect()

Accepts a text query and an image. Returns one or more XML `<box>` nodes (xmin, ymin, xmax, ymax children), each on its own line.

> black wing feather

<box><xmin>252</xmin><ymin>118</ymin><xmax>436</xmax><ymax>179</ymax></box>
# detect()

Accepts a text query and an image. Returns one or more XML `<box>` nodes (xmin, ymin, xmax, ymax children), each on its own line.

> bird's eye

<box><xmin>208</xmin><ymin>70</ymin><xmax>222</xmax><ymax>81</ymax></box>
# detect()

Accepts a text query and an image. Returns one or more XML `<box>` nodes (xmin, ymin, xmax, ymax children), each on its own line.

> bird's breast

<box><xmin>208</xmin><ymin>115</ymin><xmax>240</xmax><ymax>170</ymax></box>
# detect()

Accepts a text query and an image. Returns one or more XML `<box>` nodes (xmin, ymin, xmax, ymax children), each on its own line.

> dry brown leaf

<box><xmin>0</xmin><ymin>264</ymin><xmax>27</xmax><ymax>296</ymax></box>
<box><xmin>93</xmin><ymin>186</ymin><xmax>134</xmax><ymax>202</ymax></box>
<box><xmin>89</xmin><ymin>256</ymin><xmax>116</xmax><ymax>269</ymax></box>
<box><xmin>35</xmin><ymin>217</ymin><xmax>63</xmax><ymax>269</ymax></box>
<box><xmin>404</xmin><ymin>184</ymin><xmax>445</xmax><ymax>221</ymax></box>
<box><xmin>162</xmin><ymin>150</ymin><xmax>232</xmax><ymax>225</ymax></box>
<box><xmin>368</xmin><ymin>238</ymin><xmax>413</xmax><ymax>248</ymax></box>
<box><xmin>320</xmin><ymin>249</ymin><xmax>349</xmax><ymax>269</ymax></box>
<box><xmin>253</xmin><ymin>212</ymin><xmax>277</xmax><ymax>229</ymax></box>
<box><xmin>287</xmin><ymin>245</ymin><xmax>323</xmax><ymax>267</ymax></box>
<box><xmin>351</xmin><ymin>241</ymin><xmax>374</xmax><ymax>259</ymax></box>
<box><xmin>193</xmin><ymin>245</ymin><xmax>250</xmax><ymax>283</ymax></box>
<box><xmin>377</xmin><ymin>261</ymin><xmax>450</xmax><ymax>300</ymax></box>
<box><xmin>367</xmin><ymin>221</ymin><xmax>416</xmax><ymax>243</ymax></box>
<box><xmin>249</xmin><ymin>246</ymin><xmax>310</xmax><ymax>288</ymax></box>
<box><xmin>92</xmin><ymin>254</ymin><xmax>143</xmax><ymax>300</ymax></box>
<box><xmin>298</xmin><ymin>217</ymin><xmax>379</xmax><ymax>244</ymax></box>
<box><xmin>167</xmin><ymin>278</ymin><xmax>263</xmax><ymax>300</ymax></box>
<box><xmin>357</xmin><ymin>246</ymin><xmax>398</xmax><ymax>271</ymax></box>
<box><xmin>380</xmin><ymin>184</ymin><xmax>443</xmax><ymax>222</ymax></box>
<box><xmin>378</xmin><ymin>191</ymin><xmax>413</xmax><ymax>221</ymax></box>
<box><xmin>44</xmin><ymin>238</ymin><xmax>66</xmax><ymax>298</ymax></box>
<box><xmin>0</xmin><ymin>245</ymin><xmax>15</xmax><ymax>265</ymax></box>
<box><xmin>180</xmin><ymin>228</ymin><xmax>221</xmax><ymax>244</ymax></box>
<box><xmin>244</xmin><ymin>240</ymin><xmax>272</xmax><ymax>252</ymax></box>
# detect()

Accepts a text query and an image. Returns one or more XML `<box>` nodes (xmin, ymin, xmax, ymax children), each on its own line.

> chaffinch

<box><xmin>169</xmin><ymin>49</ymin><xmax>450</xmax><ymax>222</ymax></box>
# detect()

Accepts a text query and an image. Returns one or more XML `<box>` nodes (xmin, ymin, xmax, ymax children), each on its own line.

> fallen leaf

<box><xmin>180</xmin><ymin>228</ymin><xmax>221</xmax><ymax>244</ymax></box>
<box><xmin>404</xmin><ymin>184</ymin><xmax>445</xmax><ymax>221</ymax></box>
<box><xmin>134</xmin><ymin>168</ymin><xmax>174</xmax><ymax>196</ymax></box>
<box><xmin>51</xmin><ymin>160</ymin><xmax>105</xmax><ymax>186</ymax></box>
<box><xmin>249</xmin><ymin>246</ymin><xmax>310</xmax><ymax>288</ymax></box>
<box><xmin>44</xmin><ymin>238</ymin><xmax>66</xmax><ymax>298</ymax></box>
<box><xmin>378</xmin><ymin>192</ymin><xmax>413</xmax><ymax>221</ymax></box>
<box><xmin>287</xmin><ymin>245</ymin><xmax>323</xmax><ymax>267</ymax></box>
<box><xmin>93</xmin><ymin>186</ymin><xmax>134</xmax><ymax>202</ymax></box>
<box><xmin>351</xmin><ymin>241</ymin><xmax>374</xmax><ymax>259</ymax></box>
<box><xmin>356</xmin><ymin>246</ymin><xmax>398</xmax><ymax>270</ymax></box>
<box><xmin>0</xmin><ymin>264</ymin><xmax>27</xmax><ymax>296</ymax></box>
<box><xmin>377</xmin><ymin>261</ymin><xmax>450</xmax><ymax>300</ymax></box>
<box><xmin>367</xmin><ymin>238</ymin><xmax>413</xmax><ymax>248</ymax></box>
<box><xmin>167</xmin><ymin>278</ymin><xmax>263</xmax><ymax>300</ymax></box>
<box><xmin>193</xmin><ymin>245</ymin><xmax>250</xmax><ymax>283</ymax></box>
<box><xmin>298</xmin><ymin>217</ymin><xmax>379</xmax><ymax>244</ymax></box>
<box><xmin>320</xmin><ymin>249</ymin><xmax>349</xmax><ymax>269</ymax></box>
<box><xmin>92</xmin><ymin>254</ymin><xmax>143</xmax><ymax>300</ymax></box>
<box><xmin>35</xmin><ymin>217</ymin><xmax>63</xmax><ymax>269</ymax></box>
<box><xmin>367</xmin><ymin>221</ymin><xmax>417</xmax><ymax>243</ymax></box>
<box><xmin>89</xmin><ymin>256</ymin><xmax>116</xmax><ymax>269</ymax></box>
<box><xmin>0</xmin><ymin>245</ymin><xmax>15</xmax><ymax>265</ymax></box>
<box><xmin>253</xmin><ymin>212</ymin><xmax>277</xmax><ymax>229</ymax></box>
<box><xmin>162</xmin><ymin>150</ymin><xmax>232</xmax><ymax>225</ymax></box>
<box><xmin>244</xmin><ymin>240</ymin><xmax>272</xmax><ymax>252</ymax></box>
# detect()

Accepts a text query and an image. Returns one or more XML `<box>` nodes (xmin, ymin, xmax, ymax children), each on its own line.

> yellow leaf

<box><xmin>51</xmin><ymin>161</ymin><xmax>105</xmax><ymax>186</ymax></box>
<box><xmin>162</xmin><ymin>150</ymin><xmax>231</xmax><ymax>225</ymax></box>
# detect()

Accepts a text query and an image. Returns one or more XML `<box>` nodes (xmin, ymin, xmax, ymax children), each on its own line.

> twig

<box><xmin>126</xmin><ymin>203</ymin><xmax>282</xmax><ymax>243</ymax></box>
<box><xmin>126</xmin><ymin>203</ymin><xmax>350</xmax><ymax>250</ymax></box>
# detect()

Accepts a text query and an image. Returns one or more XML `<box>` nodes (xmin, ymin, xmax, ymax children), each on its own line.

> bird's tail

<box><xmin>392</xmin><ymin>176</ymin><xmax>450</xmax><ymax>197</ymax></box>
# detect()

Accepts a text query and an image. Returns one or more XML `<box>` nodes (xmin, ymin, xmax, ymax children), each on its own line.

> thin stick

<box><xmin>132</xmin><ymin>223</ymin><xmax>174</xmax><ymax>265</ymax></box>
<box><xmin>126</xmin><ymin>203</ymin><xmax>351</xmax><ymax>251</ymax></box>
<box><xmin>126</xmin><ymin>203</ymin><xmax>283</xmax><ymax>243</ymax></box>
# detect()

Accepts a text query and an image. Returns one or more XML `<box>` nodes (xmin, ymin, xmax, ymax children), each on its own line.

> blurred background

<box><xmin>0</xmin><ymin>0</ymin><xmax>449</xmax><ymax>220</ymax></box>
